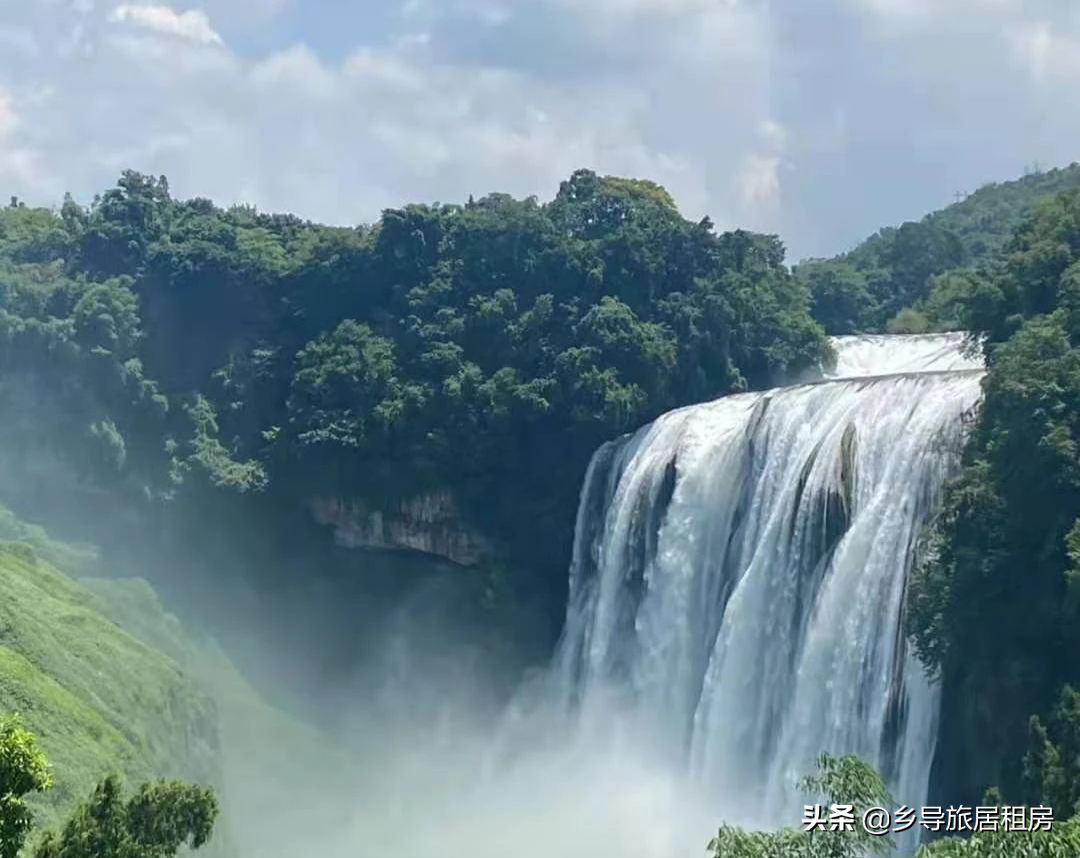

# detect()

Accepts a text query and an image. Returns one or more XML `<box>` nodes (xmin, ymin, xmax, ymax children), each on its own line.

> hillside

<box><xmin>0</xmin><ymin>498</ymin><xmax>345</xmax><ymax>856</ymax></box>
<box><xmin>0</xmin><ymin>542</ymin><xmax>219</xmax><ymax>831</ymax></box>
<box><xmin>798</xmin><ymin>162</ymin><xmax>1080</xmax><ymax>333</ymax></box>
<box><xmin>923</xmin><ymin>164</ymin><xmax>1080</xmax><ymax>261</ymax></box>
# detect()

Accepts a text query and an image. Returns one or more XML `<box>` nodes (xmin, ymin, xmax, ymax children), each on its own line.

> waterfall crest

<box><xmin>824</xmin><ymin>332</ymin><xmax>984</xmax><ymax>379</ymax></box>
<box><xmin>554</xmin><ymin>333</ymin><xmax>985</xmax><ymax>830</ymax></box>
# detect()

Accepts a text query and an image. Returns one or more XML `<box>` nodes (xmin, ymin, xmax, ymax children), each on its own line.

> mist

<box><xmin>0</xmin><ymin>429</ymin><xmax>727</xmax><ymax>858</ymax></box>
<box><xmin>187</xmin><ymin>556</ymin><xmax>730</xmax><ymax>858</ymax></box>
<box><xmin>212</xmin><ymin>636</ymin><xmax>725</xmax><ymax>858</ymax></box>
<box><xmin>172</xmin><ymin>566</ymin><xmax>727</xmax><ymax>858</ymax></box>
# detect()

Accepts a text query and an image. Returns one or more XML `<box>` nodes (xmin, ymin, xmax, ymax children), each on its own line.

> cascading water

<box><xmin>553</xmin><ymin>332</ymin><xmax>985</xmax><ymax>841</ymax></box>
<box><xmin>822</xmin><ymin>332</ymin><xmax>984</xmax><ymax>378</ymax></box>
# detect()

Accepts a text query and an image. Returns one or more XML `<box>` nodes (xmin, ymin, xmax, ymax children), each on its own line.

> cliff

<box><xmin>306</xmin><ymin>491</ymin><xmax>494</xmax><ymax>567</ymax></box>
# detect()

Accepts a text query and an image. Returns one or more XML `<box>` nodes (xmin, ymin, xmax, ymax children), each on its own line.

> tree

<box><xmin>81</xmin><ymin>171</ymin><xmax>171</xmax><ymax>278</ymax></box>
<box><xmin>72</xmin><ymin>278</ymin><xmax>142</xmax><ymax>359</ymax></box>
<box><xmin>287</xmin><ymin>319</ymin><xmax>405</xmax><ymax>450</ymax></box>
<box><xmin>0</xmin><ymin>168</ymin><xmax>830</xmax><ymax>650</ymax></box>
<box><xmin>886</xmin><ymin>307</ymin><xmax>930</xmax><ymax>334</ymax></box>
<box><xmin>32</xmin><ymin>775</ymin><xmax>218</xmax><ymax>858</ymax></box>
<box><xmin>1023</xmin><ymin>685</ymin><xmax>1080</xmax><ymax>818</ymax></box>
<box><xmin>801</xmin><ymin>165</ymin><xmax>1080</xmax><ymax>334</ymax></box>
<box><xmin>880</xmin><ymin>221</ymin><xmax>965</xmax><ymax>320</ymax></box>
<box><xmin>0</xmin><ymin>715</ymin><xmax>53</xmax><ymax>858</ymax></box>
<box><xmin>919</xmin><ymin>269</ymin><xmax>1004</xmax><ymax>334</ymax></box>
<box><xmin>1</xmin><ymin>716</ymin><xmax>217</xmax><ymax>858</ymax></box>
<box><xmin>800</xmin><ymin>261</ymin><xmax>874</xmax><ymax>335</ymax></box>
<box><xmin>705</xmin><ymin>753</ymin><xmax>1080</xmax><ymax>858</ymax></box>
<box><xmin>918</xmin><ymin>822</ymin><xmax>1080</xmax><ymax>857</ymax></box>
<box><xmin>907</xmin><ymin>190</ymin><xmax>1080</xmax><ymax>806</ymax></box>
<box><xmin>707</xmin><ymin>754</ymin><xmax>894</xmax><ymax>858</ymax></box>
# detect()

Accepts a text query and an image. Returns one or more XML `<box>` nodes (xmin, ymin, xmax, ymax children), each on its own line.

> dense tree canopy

<box><xmin>32</xmin><ymin>775</ymin><xmax>218</xmax><ymax>858</ymax></box>
<box><xmin>708</xmin><ymin>754</ymin><xmax>1080</xmax><ymax>858</ymax></box>
<box><xmin>799</xmin><ymin>163</ymin><xmax>1080</xmax><ymax>334</ymax></box>
<box><xmin>0</xmin><ymin>714</ymin><xmax>217</xmax><ymax>858</ymax></box>
<box><xmin>907</xmin><ymin>188</ymin><xmax>1080</xmax><ymax>806</ymax></box>
<box><xmin>0</xmin><ymin>168</ymin><xmax>829</xmax><ymax>628</ymax></box>
<box><xmin>10</xmin><ymin>159</ymin><xmax>1080</xmax><ymax>858</ymax></box>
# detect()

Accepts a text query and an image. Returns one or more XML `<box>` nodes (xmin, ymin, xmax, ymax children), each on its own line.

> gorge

<box><xmin>6</xmin><ymin>167</ymin><xmax>1080</xmax><ymax>857</ymax></box>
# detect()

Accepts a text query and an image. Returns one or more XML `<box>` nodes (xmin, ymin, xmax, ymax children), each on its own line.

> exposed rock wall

<box><xmin>307</xmin><ymin>491</ymin><xmax>493</xmax><ymax>567</ymax></box>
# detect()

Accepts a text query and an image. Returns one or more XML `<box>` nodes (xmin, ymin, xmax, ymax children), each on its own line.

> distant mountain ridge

<box><xmin>922</xmin><ymin>163</ymin><xmax>1080</xmax><ymax>262</ymax></box>
<box><xmin>798</xmin><ymin>161</ymin><xmax>1080</xmax><ymax>333</ymax></box>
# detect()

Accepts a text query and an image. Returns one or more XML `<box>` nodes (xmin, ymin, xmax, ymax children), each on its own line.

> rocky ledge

<box><xmin>306</xmin><ymin>491</ymin><xmax>493</xmax><ymax>567</ymax></box>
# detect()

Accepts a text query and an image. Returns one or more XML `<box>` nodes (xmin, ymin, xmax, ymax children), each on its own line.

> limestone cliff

<box><xmin>307</xmin><ymin>491</ymin><xmax>493</xmax><ymax>567</ymax></box>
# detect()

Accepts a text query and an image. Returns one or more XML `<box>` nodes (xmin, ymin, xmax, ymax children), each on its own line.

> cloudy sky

<box><xmin>0</xmin><ymin>0</ymin><xmax>1078</xmax><ymax>260</ymax></box>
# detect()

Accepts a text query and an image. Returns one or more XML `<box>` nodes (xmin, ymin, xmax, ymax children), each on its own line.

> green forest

<box><xmin>0</xmin><ymin>168</ymin><xmax>828</xmax><ymax>637</ymax></box>
<box><xmin>796</xmin><ymin>163</ymin><xmax>1080</xmax><ymax>334</ymax></box>
<box><xmin>4</xmin><ymin>161</ymin><xmax>1080</xmax><ymax>857</ymax></box>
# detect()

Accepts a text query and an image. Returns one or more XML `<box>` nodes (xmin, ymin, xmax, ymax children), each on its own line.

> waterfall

<box><xmin>553</xmin><ymin>333</ymin><xmax>985</xmax><ymax>835</ymax></box>
<box><xmin>823</xmin><ymin>332</ymin><xmax>984</xmax><ymax>379</ymax></box>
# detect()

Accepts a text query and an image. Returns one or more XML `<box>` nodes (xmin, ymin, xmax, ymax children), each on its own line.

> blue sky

<box><xmin>0</xmin><ymin>0</ymin><xmax>1078</xmax><ymax>260</ymax></box>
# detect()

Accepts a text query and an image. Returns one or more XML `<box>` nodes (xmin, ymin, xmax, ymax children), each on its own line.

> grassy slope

<box><xmin>0</xmin><ymin>501</ymin><xmax>328</xmax><ymax>856</ymax></box>
<box><xmin>0</xmin><ymin>540</ymin><xmax>222</xmax><ymax>834</ymax></box>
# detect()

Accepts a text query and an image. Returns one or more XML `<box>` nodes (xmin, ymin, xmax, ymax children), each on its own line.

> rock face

<box><xmin>307</xmin><ymin>491</ymin><xmax>493</xmax><ymax>567</ymax></box>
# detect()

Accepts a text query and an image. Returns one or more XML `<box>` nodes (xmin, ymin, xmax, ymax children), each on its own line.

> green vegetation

<box><xmin>905</xmin><ymin>188</ymin><xmax>1080</xmax><ymax>806</ymax></box>
<box><xmin>711</xmin><ymin>171</ymin><xmax>1080</xmax><ymax>854</ymax></box>
<box><xmin>32</xmin><ymin>775</ymin><xmax>217</xmax><ymax>858</ymax></box>
<box><xmin>0</xmin><ymin>508</ymin><xmax>97</xmax><ymax>576</ymax></box>
<box><xmin>0</xmin><ymin>715</ymin><xmax>52</xmax><ymax>858</ymax></box>
<box><xmin>10</xmin><ymin>158</ymin><xmax>1080</xmax><ymax>856</ymax></box>
<box><xmin>799</xmin><ymin>163</ymin><xmax>1080</xmax><ymax>333</ymax></box>
<box><xmin>0</xmin><ymin>168</ymin><xmax>829</xmax><ymax>633</ymax></box>
<box><xmin>0</xmin><ymin>500</ymin><xmax>333</xmax><ymax>858</ymax></box>
<box><xmin>0</xmin><ymin>539</ymin><xmax>221</xmax><ymax>834</ymax></box>
<box><xmin>708</xmin><ymin>754</ymin><xmax>1080</xmax><ymax>858</ymax></box>
<box><xmin>1</xmin><ymin>715</ymin><xmax>217</xmax><ymax>858</ymax></box>
<box><xmin>709</xmin><ymin>754</ymin><xmax>895</xmax><ymax>858</ymax></box>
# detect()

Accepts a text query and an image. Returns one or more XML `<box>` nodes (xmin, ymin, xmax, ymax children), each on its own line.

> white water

<box><xmin>553</xmin><ymin>333</ymin><xmax>985</xmax><ymax>843</ymax></box>
<box><xmin>824</xmin><ymin>332</ymin><xmax>984</xmax><ymax>379</ymax></box>
<box><xmin>261</xmin><ymin>334</ymin><xmax>986</xmax><ymax>858</ymax></box>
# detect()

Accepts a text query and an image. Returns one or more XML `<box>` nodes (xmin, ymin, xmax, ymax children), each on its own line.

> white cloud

<box><xmin>851</xmin><ymin>0</ymin><xmax>1020</xmax><ymax>22</ymax></box>
<box><xmin>109</xmin><ymin>4</ymin><xmax>224</xmax><ymax>46</ymax></box>
<box><xmin>1</xmin><ymin>0</ymin><xmax>1079</xmax><ymax>259</ymax></box>
<box><xmin>759</xmin><ymin>119</ymin><xmax>786</xmax><ymax>151</ymax></box>
<box><xmin>250</xmin><ymin>44</ymin><xmax>338</xmax><ymax>99</ymax></box>
<box><xmin>0</xmin><ymin>87</ymin><xmax>52</xmax><ymax>192</ymax></box>
<box><xmin>737</xmin><ymin>153</ymin><xmax>782</xmax><ymax>210</ymax></box>
<box><xmin>1009</xmin><ymin>20</ymin><xmax>1080</xmax><ymax>82</ymax></box>
<box><xmin>0</xmin><ymin>11</ymin><xmax>726</xmax><ymax>230</ymax></box>
<box><xmin>559</xmin><ymin>0</ymin><xmax>737</xmax><ymax>17</ymax></box>
<box><xmin>198</xmin><ymin>0</ymin><xmax>288</xmax><ymax>24</ymax></box>
<box><xmin>0</xmin><ymin>88</ymin><xmax>19</xmax><ymax>139</ymax></box>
